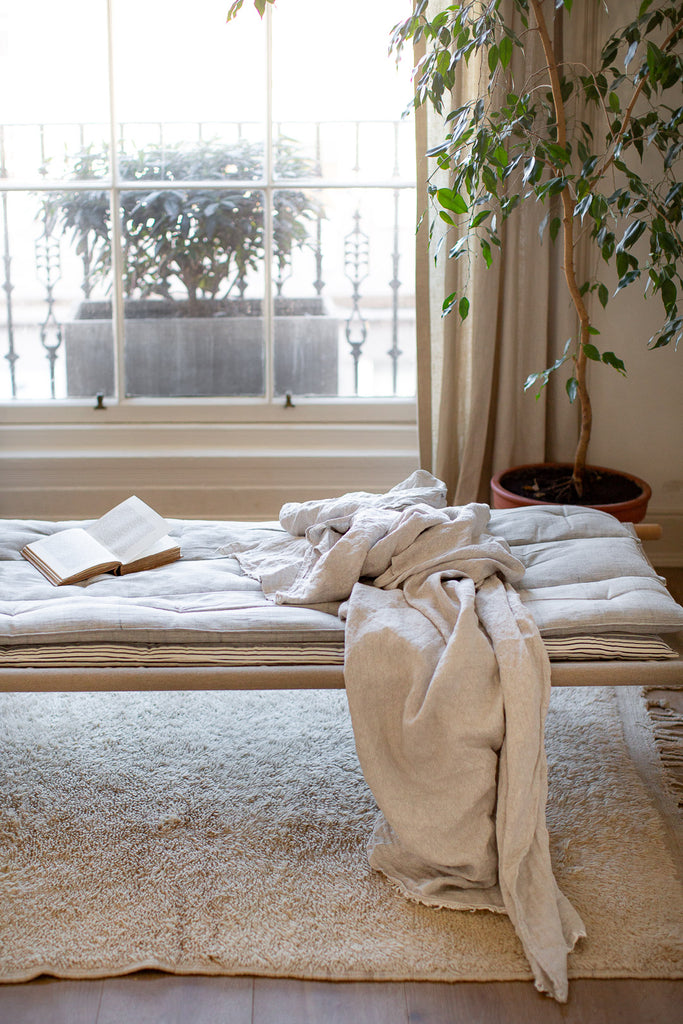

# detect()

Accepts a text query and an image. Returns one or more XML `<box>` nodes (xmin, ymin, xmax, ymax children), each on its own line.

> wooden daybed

<box><xmin>1</xmin><ymin>501</ymin><xmax>682</xmax><ymax>693</ymax></box>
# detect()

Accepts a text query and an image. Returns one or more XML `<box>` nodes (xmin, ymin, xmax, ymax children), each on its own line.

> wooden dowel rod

<box><xmin>634</xmin><ymin>523</ymin><xmax>662</xmax><ymax>541</ymax></box>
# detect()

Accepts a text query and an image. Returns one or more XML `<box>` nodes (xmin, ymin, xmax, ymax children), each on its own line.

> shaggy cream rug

<box><xmin>0</xmin><ymin>686</ymin><xmax>681</xmax><ymax>984</ymax></box>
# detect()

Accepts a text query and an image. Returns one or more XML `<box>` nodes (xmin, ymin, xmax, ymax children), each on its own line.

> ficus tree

<box><xmin>391</xmin><ymin>0</ymin><xmax>682</xmax><ymax>494</ymax></box>
<box><xmin>227</xmin><ymin>0</ymin><xmax>681</xmax><ymax>493</ymax></box>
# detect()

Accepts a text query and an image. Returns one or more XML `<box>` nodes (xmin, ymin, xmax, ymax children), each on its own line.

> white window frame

<box><xmin>0</xmin><ymin>2</ymin><xmax>418</xmax><ymax>517</ymax></box>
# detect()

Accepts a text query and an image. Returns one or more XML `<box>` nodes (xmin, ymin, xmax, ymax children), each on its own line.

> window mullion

<box><xmin>106</xmin><ymin>0</ymin><xmax>125</xmax><ymax>405</ymax></box>
<box><xmin>264</xmin><ymin>4</ymin><xmax>274</xmax><ymax>404</ymax></box>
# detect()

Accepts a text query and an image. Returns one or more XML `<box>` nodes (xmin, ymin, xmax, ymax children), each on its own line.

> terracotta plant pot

<box><xmin>490</xmin><ymin>462</ymin><xmax>652</xmax><ymax>523</ymax></box>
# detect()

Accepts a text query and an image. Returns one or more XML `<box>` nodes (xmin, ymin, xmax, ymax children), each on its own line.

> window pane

<box><xmin>64</xmin><ymin>185</ymin><xmax>268</xmax><ymax>399</ymax></box>
<box><xmin>120</xmin><ymin>183</ymin><xmax>266</xmax><ymax>398</ymax></box>
<box><xmin>121</xmin><ymin>298</ymin><xmax>266</xmax><ymax>398</ymax></box>
<box><xmin>271</xmin><ymin>0</ymin><xmax>412</xmax><ymax>123</ymax></box>
<box><xmin>111</xmin><ymin>0</ymin><xmax>266</xmax><ymax>176</ymax></box>
<box><xmin>270</xmin><ymin>0</ymin><xmax>416</xmax><ymax>398</ymax></box>
<box><xmin>273</xmin><ymin>187</ymin><xmax>416</xmax><ymax>398</ymax></box>
<box><xmin>0</xmin><ymin>0</ymin><xmax>110</xmax><ymax>183</ymax></box>
<box><xmin>0</xmin><ymin>189</ymin><xmax>114</xmax><ymax>400</ymax></box>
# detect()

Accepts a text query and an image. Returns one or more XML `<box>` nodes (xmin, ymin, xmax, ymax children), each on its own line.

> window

<box><xmin>0</xmin><ymin>0</ymin><xmax>416</xmax><ymax>411</ymax></box>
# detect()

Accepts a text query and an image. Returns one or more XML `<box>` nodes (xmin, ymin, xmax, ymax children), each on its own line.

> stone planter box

<box><xmin>64</xmin><ymin>298</ymin><xmax>339</xmax><ymax>398</ymax></box>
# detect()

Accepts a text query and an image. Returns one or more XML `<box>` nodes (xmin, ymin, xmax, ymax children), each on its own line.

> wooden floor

<box><xmin>1</xmin><ymin>568</ymin><xmax>681</xmax><ymax>1024</ymax></box>
<box><xmin>0</xmin><ymin>974</ymin><xmax>682</xmax><ymax>1024</ymax></box>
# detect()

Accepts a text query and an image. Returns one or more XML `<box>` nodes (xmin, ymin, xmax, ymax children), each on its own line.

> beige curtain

<box><xmin>415</xmin><ymin>3</ymin><xmax>603</xmax><ymax>504</ymax></box>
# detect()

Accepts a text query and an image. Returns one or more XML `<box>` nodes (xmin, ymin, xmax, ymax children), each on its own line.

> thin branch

<box><xmin>591</xmin><ymin>16</ymin><xmax>683</xmax><ymax>188</ymax></box>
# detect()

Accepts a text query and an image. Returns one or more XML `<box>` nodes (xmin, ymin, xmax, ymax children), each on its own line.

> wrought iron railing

<box><xmin>0</xmin><ymin>120</ymin><xmax>416</xmax><ymax>401</ymax></box>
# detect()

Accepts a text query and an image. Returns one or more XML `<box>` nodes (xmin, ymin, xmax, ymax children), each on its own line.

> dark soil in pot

<box><xmin>499</xmin><ymin>464</ymin><xmax>643</xmax><ymax>505</ymax></box>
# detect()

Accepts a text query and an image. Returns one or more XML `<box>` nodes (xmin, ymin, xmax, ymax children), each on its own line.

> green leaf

<box><xmin>647</xmin><ymin>41</ymin><xmax>662</xmax><ymax>80</ymax></box>
<box><xmin>601</xmin><ymin>39</ymin><xmax>620</xmax><ymax>69</ymax></box>
<box><xmin>499</xmin><ymin>35</ymin><xmax>513</xmax><ymax>69</ymax></box>
<box><xmin>616</xmin><ymin>268</ymin><xmax>641</xmax><ymax>292</ymax></box>
<box><xmin>482</xmin><ymin>165</ymin><xmax>498</xmax><ymax>194</ymax></box>
<box><xmin>616</xmin><ymin>251</ymin><xmax>630</xmax><ymax>277</ymax></box>
<box><xmin>480</xmin><ymin>239</ymin><xmax>493</xmax><ymax>267</ymax></box>
<box><xmin>598</xmin><ymin>282</ymin><xmax>609</xmax><ymax>308</ymax></box>
<box><xmin>608</xmin><ymin>92</ymin><xmax>620</xmax><ymax>114</ymax></box>
<box><xmin>624</xmin><ymin>39</ymin><xmax>639</xmax><ymax>68</ymax></box>
<box><xmin>437</xmin><ymin>188</ymin><xmax>468</xmax><ymax>214</ymax></box>
<box><xmin>661</xmin><ymin>277</ymin><xmax>677</xmax><ymax>313</ymax></box>
<box><xmin>448</xmin><ymin>235</ymin><xmax>469</xmax><ymax>259</ymax></box>
<box><xmin>566</xmin><ymin>377</ymin><xmax>578</xmax><ymax>403</ymax></box>
<box><xmin>488</xmin><ymin>44</ymin><xmax>499</xmax><ymax>75</ymax></box>
<box><xmin>459</xmin><ymin>296</ymin><xmax>470</xmax><ymax>320</ymax></box>
<box><xmin>226</xmin><ymin>0</ymin><xmax>246</xmax><ymax>20</ymax></box>
<box><xmin>664</xmin><ymin>141</ymin><xmax>683</xmax><ymax>171</ymax></box>
<box><xmin>470</xmin><ymin>209</ymin><xmax>491</xmax><ymax>227</ymax></box>
<box><xmin>549</xmin><ymin>217</ymin><xmax>562</xmax><ymax>242</ymax></box>
<box><xmin>493</xmin><ymin>145</ymin><xmax>509</xmax><ymax>168</ymax></box>
<box><xmin>617</xmin><ymin>219</ymin><xmax>646</xmax><ymax>251</ymax></box>
<box><xmin>583</xmin><ymin>343</ymin><xmax>601</xmax><ymax>361</ymax></box>
<box><xmin>587</xmin><ymin>325</ymin><xmax>601</xmax><ymax>335</ymax></box>
<box><xmin>601</xmin><ymin>351</ymin><xmax>627</xmax><ymax>374</ymax></box>
<box><xmin>442</xmin><ymin>292</ymin><xmax>457</xmax><ymax>315</ymax></box>
<box><xmin>546</xmin><ymin>142</ymin><xmax>571</xmax><ymax>166</ymax></box>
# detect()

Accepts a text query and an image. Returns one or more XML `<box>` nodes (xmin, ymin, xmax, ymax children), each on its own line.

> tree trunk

<box><xmin>529</xmin><ymin>0</ymin><xmax>592</xmax><ymax>494</ymax></box>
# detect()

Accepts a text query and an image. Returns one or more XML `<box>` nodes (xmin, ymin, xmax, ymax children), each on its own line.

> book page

<box><xmin>23</xmin><ymin>528</ymin><xmax>118</xmax><ymax>583</ymax></box>
<box><xmin>87</xmin><ymin>496</ymin><xmax>170</xmax><ymax>564</ymax></box>
<box><xmin>120</xmin><ymin>534</ymin><xmax>181</xmax><ymax>574</ymax></box>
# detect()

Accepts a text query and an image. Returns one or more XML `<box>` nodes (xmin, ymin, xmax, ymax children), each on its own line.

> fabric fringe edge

<box><xmin>643</xmin><ymin>691</ymin><xmax>683</xmax><ymax>807</ymax></box>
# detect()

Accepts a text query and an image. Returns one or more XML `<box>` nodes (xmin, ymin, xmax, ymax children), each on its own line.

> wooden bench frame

<box><xmin>2</xmin><ymin>522</ymin><xmax>681</xmax><ymax>693</ymax></box>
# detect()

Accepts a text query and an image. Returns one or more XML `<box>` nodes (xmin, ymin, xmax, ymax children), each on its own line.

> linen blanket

<box><xmin>226</xmin><ymin>472</ymin><xmax>586</xmax><ymax>1001</ymax></box>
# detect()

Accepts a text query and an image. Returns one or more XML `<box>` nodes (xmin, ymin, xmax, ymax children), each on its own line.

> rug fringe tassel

<box><xmin>643</xmin><ymin>693</ymin><xmax>683</xmax><ymax>807</ymax></box>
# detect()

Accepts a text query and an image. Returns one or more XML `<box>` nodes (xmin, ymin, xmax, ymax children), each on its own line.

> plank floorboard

<box><xmin>0</xmin><ymin>977</ymin><xmax>103</xmax><ymax>1024</ymax></box>
<box><xmin>406</xmin><ymin>980</ymin><xmax>568</xmax><ymax>1024</ymax></box>
<box><xmin>96</xmin><ymin>971</ymin><xmax>253</xmax><ymax>1024</ymax></box>
<box><xmin>252</xmin><ymin>977</ymin><xmax>409</xmax><ymax>1024</ymax></box>
<box><xmin>565</xmin><ymin>979</ymin><xmax>683</xmax><ymax>1024</ymax></box>
<box><xmin>405</xmin><ymin>978</ymin><xmax>683</xmax><ymax>1024</ymax></box>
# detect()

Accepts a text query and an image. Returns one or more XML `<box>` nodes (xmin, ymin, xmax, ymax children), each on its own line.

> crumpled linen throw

<box><xmin>224</xmin><ymin>471</ymin><xmax>585</xmax><ymax>1001</ymax></box>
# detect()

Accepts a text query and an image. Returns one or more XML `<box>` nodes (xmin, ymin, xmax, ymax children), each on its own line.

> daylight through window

<box><xmin>0</xmin><ymin>0</ymin><xmax>416</xmax><ymax>404</ymax></box>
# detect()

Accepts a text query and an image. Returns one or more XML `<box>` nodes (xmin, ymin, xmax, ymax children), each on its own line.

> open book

<box><xmin>21</xmin><ymin>496</ymin><xmax>180</xmax><ymax>587</ymax></box>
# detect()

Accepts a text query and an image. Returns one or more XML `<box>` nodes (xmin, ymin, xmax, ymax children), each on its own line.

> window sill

<box><xmin>0</xmin><ymin>403</ymin><xmax>419</xmax><ymax>520</ymax></box>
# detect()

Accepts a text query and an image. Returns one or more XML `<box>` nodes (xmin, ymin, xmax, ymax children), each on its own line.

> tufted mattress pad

<box><xmin>0</xmin><ymin>505</ymin><xmax>682</xmax><ymax>688</ymax></box>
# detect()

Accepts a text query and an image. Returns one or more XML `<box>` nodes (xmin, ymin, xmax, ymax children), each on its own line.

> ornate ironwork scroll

<box><xmin>343</xmin><ymin>209</ymin><xmax>369</xmax><ymax>395</ymax></box>
<box><xmin>1</xmin><ymin>128</ymin><xmax>17</xmax><ymax>397</ymax></box>
<box><xmin>34</xmin><ymin>206</ymin><xmax>63</xmax><ymax>399</ymax></box>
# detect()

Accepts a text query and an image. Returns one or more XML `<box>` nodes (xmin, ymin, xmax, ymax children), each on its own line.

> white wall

<box><xmin>583</xmin><ymin>285</ymin><xmax>683</xmax><ymax>563</ymax></box>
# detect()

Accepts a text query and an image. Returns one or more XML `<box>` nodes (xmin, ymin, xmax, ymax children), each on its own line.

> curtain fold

<box><xmin>415</xmin><ymin>2</ymin><xmax>602</xmax><ymax>504</ymax></box>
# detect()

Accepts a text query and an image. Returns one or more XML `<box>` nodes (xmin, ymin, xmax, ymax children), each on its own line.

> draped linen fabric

<box><xmin>414</xmin><ymin>2</ymin><xmax>605</xmax><ymax>503</ymax></box>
